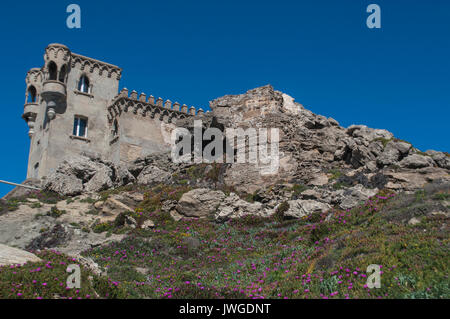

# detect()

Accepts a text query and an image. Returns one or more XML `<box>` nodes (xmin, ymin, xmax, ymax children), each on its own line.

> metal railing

<box><xmin>0</xmin><ymin>180</ymin><xmax>41</xmax><ymax>190</ymax></box>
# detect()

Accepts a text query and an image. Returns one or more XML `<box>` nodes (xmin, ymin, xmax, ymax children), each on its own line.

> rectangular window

<box><xmin>73</xmin><ymin>116</ymin><xmax>88</xmax><ymax>137</ymax></box>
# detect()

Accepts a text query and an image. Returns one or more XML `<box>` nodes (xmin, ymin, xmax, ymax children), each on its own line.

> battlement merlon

<box><xmin>107</xmin><ymin>88</ymin><xmax>203</xmax><ymax>124</ymax></box>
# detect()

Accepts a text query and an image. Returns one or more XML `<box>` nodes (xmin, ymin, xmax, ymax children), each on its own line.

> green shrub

<box><xmin>92</xmin><ymin>222</ymin><xmax>114</xmax><ymax>233</ymax></box>
<box><xmin>328</xmin><ymin>169</ymin><xmax>343</xmax><ymax>181</ymax></box>
<box><xmin>46</xmin><ymin>206</ymin><xmax>66</xmax><ymax>218</ymax></box>
<box><xmin>274</xmin><ymin>201</ymin><xmax>289</xmax><ymax>222</ymax></box>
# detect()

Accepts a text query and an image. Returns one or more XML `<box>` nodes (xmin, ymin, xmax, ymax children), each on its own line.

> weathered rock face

<box><xmin>210</xmin><ymin>85</ymin><xmax>285</xmax><ymax>123</ymax></box>
<box><xmin>175</xmin><ymin>85</ymin><xmax>449</xmax><ymax>199</ymax></box>
<box><xmin>0</xmin><ymin>244</ymin><xmax>42</xmax><ymax>266</ymax></box>
<box><xmin>43</xmin><ymin>155</ymin><xmax>136</xmax><ymax>195</ymax></box>
<box><xmin>44</xmin><ymin>172</ymin><xmax>84</xmax><ymax>196</ymax></box>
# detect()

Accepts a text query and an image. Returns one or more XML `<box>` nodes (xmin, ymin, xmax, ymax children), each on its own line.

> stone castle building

<box><xmin>23</xmin><ymin>43</ymin><xmax>204</xmax><ymax>179</ymax></box>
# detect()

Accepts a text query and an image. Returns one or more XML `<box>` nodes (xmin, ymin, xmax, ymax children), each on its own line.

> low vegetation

<box><xmin>1</xmin><ymin>184</ymin><xmax>448</xmax><ymax>299</ymax></box>
<box><xmin>0</xmin><ymin>250</ymin><xmax>126</xmax><ymax>299</ymax></box>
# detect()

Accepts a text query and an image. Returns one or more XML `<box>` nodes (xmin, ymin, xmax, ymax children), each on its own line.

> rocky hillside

<box><xmin>37</xmin><ymin>85</ymin><xmax>450</xmax><ymax>218</ymax></box>
<box><xmin>0</xmin><ymin>85</ymin><xmax>448</xmax><ymax>299</ymax></box>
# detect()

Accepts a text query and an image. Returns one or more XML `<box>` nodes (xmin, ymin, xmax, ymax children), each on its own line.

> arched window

<box><xmin>78</xmin><ymin>75</ymin><xmax>90</xmax><ymax>93</ymax></box>
<box><xmin>48</xmin><ymin>61</ymin><xmax>57</xmax><ymax>80</ymax></box>
<box><xmin>27</xmin><ymin>86</ymin><xmax>37</xmax><ymax>103</ymax></box>
<box><xmin>59</xmin><ymin>65</ymin><xmax>67</xmax><ymax>83</ymax></box>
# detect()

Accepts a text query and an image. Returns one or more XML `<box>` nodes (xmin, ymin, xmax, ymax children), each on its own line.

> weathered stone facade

<box><xmin>22</xmin><ymin>44</ymin><xmax>199</xmax><ymax>179</ymax></box>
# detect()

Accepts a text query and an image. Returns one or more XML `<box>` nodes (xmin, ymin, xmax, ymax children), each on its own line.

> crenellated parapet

<box><xmin>71</xmin><ymin>53</ymin><xmax>122</xmax><ymax>80</ymax></box>
<box><xmin>107</xmin><ymin>88</ymin><xmax>208</xmax><ymax>125</ymax></box>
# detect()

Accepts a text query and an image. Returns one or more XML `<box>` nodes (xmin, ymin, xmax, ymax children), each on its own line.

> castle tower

<box><xmin>23</xmin><ymin>44</ymin><xmax>122</xmax><ymax>179</ymax></box>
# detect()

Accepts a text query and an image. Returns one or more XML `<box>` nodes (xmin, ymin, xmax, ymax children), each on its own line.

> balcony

<box><xmin>41</xmin><ymin>80</ymin><xmax>66</xmax><ymax>100</ymax></box>
<box><xmin>22</xmin><ymin>102</ymin><xmax>39</xmax><ymax>120</ymax></box>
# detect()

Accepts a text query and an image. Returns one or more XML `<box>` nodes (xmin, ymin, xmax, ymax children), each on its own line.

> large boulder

<box><xmin>337</xmin><ymin>184</ymin><xmax>379</xmax><ymax>210</ymax></box>
<box><xmin>284</xmin><ymin>200</ymin><xmax>331</xmax><ymax>219</ymax></box>
<box><xmin>347</xmin><ymin>125</ymin><xmax>393</xmax><ymax>141</ymax></box>
<box><xmin>215</xmin><ymin>193</ymin><xmax>267</xmax><ymax>221</ymax></box>
<box><xmin>385</xmin><ymin>167</ymin><xmax>450</xmax><ymax>191</ymax></box>
<box><xmin>44</xmin><ymin>173</ymin><xmax>83</xmax><ymax>196</ymax></box>
<box><xmin>377</xmin><ymin>143</ymin><xmax>401</xmax><ymax>167</ymax></box>
<box><xmin>42</xmin><ymin>155</ymin><xmax>137</xmax><ymax>196</ymax></box>
<box><xmin>0</xmin><ymin>244</ymin><xmax>42</xmax><ymax>266</ymax></box>
<box><xmin>336</xmin><ymin>138</ymin><xmax>380</xmax><ymax>168</ymax></box>
<box><xmin>98</xmin><ymin>197</ymin><xmax>135</xmax><ymax>223</ymax></box>
<box><xmin>426</xmin><ymin>151</ymin><xmax>450</xmax><ymax>170</ymax></box>
<box><xmin>84</xmin><ymin>166</ymin><xmax>114</xmax><ymax>193</ymax></box>
<box><xmin>400</xmin><ymin>154</ymin><xmax>435</xmax><ymax>169</ymax></box>
<box><xmin>137</xmin><ymin>165</ymin><xmax>171</xmax><ymax>185</ymax></box>
<box><xmin>84</xmin><ymin>166</ymin><xmax>114</xmax><ymax>192</ymax></box>
<box><xmin>176</xmin><ymin>188</ymin><xmax>226</xmax><ymax>218</ymax></box>
<box><xmin>57</xmin><ymin>155</ymin><xmax>104</xmax><ymax>181</ymax></box>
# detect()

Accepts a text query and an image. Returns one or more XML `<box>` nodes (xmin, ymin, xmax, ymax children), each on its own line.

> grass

<box><xmin>0</xmin><ymin>250</ymin><xmax>127</xmax><ymax>299</ymax></box>
<box><xmin>79</xmin><ymin>186</ymin><xmax>450</xmax><ymax>299</ymax></box>
<box><xmin>1</xmin><ymin>191</ymin><xmax>66</xmax><ymax>216</ymax></box>
<box><xmin>332</xmin><ymin>182</ymin><xmax>350</xmax><ymax>190</ymax></box>
<box><xmin>80</xmin><ymin>197</ymin><xmax>96</xmax><ymax>204</ymax></box>
<box><xmin>1</xmin><ymin>183</ymin><xmax>448</xmax><ymax>299</ymax></box>
<box><xmin>373</xmin><ymin>137</ymin><xmax>393</xmax><ymax>148</ymax></box>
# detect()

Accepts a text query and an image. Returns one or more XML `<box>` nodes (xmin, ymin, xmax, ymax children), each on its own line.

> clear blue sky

<box><xmin>0</xmin><ymin>0</ymin><xmax>449</xmax><ymax>196</ymax></box>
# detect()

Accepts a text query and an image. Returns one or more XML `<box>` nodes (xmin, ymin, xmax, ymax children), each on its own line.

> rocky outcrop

<box><xmin>32</xmin><ymin>85</ymin><xmax>448</xmax><ymax>220</ymax></box>
<box><xmin>0</xmin><ymin>244</ymin><xmax>42</xmax><ymax>266</ymax></box>
<box><xmin>377</xmin><ymin>141</ymin><xmax>412</xmax><ymax>167</ymax></box>
<box><xmin>44</xmin><ymin>155</ymin><xmax>136</xmax><ymax>195</ymax></box>
<box><xmin>174</xmin><ymin>85</ymin><xmax>449</xmax><ymax>198</ymax></box>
